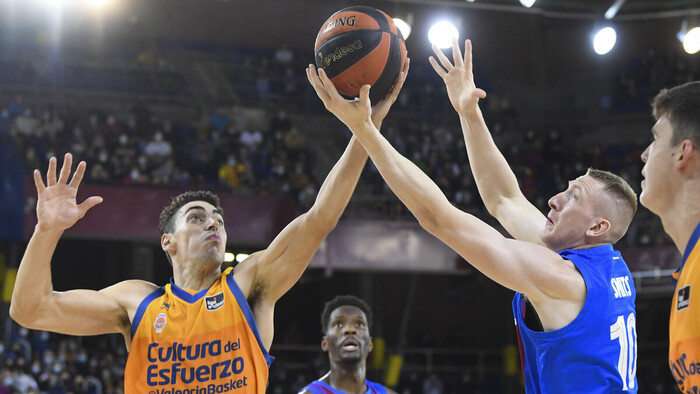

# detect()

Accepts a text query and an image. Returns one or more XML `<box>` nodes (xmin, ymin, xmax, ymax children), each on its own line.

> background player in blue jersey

<box><xmin>639</xmin><ymin>81</ymin><xmax>700</xmax><ymax>392</ymax></box>
<box><xmin>299</xmin><ymin>295</ymin><xmax>396</xmax><ymax>394</ymax></box>
<box><xmin>307</xmin><ymin>38</ymin><xmax>639</xmax><ymax>393</ymax></box>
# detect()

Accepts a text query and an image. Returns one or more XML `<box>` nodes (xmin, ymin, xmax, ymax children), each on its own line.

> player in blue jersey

<box><xmin>307</xmin><ymin>37</ymin><xmax>638</xmax><ymax>393</ymax></box>
<box><xmin>299</xmin><ymin>295</ymin><xmax>396</xmax><ymax>394</ymax></box>
<box><xmin>640</xmin><ymin>81</ymin><xmax>700</xmax><ymax>392</ymax></box>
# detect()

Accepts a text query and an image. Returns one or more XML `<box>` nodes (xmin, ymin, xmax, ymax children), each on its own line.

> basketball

<box><xmin>314</xmin><ymin>6</ymin><xmax>407</xmax><ymax>103</ymax></box>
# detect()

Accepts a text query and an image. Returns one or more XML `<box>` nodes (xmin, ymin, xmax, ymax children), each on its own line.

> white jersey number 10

<box><xmin>610</xmin><ymin>313</ymin><xmax>637</xmax><ymax>390</ymax></box>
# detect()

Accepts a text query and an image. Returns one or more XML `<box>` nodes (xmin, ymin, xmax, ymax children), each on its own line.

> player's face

<box><xmin>322</xmin><ymin>306</ymin><xmax>372</xmax><ymax>366</ymax></box>
<box><xmin>640</xmin><ymin>115</ymin><xmax>677</xmax><ymax>214</ymax></box>
<box><xmin>541</xmin><ymin>174</ymin><xmax>603</xmax><ymax>251</ymax></box>
<box><xmin>171</xmin><ymin>201</ymin><xmax>227</xmax><ymax>265</ymax></box>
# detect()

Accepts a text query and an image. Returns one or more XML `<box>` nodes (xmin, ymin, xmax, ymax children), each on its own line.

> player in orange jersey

<box><xmin>9</xmin><ymin>63</ymin><xmax>408</xmax><ymax>392</ymax></box>
<box><xmin>640</xmin><ymin>81</ymin><xmax>700</xmax><ymax>393</ymax></box>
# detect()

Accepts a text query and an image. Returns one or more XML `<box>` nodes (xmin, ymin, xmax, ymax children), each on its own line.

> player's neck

<box><xmin>172</xmin><ymin>260</ymin><xmax>221</xmax><ymax>291</ymax></box>
<box><xmin>660</xmin><ymin>183</ymin><xmax>700</xmax><ymax>254</ymax></box>
<box><xmin>327</xmin><ymin>362</ymin><xmax>367</xmax><ymax>394</ymax></box>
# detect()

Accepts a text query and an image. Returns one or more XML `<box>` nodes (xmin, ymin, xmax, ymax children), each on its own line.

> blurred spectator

<box><xmin>239</xmin><ymin>123</ymin><xmax>263</xmax><ymax>149</ymax></box>
<box><xmin>143</xmin><ymin>131</ymin><xmax>172</xmax><ymax>162</ymax></box>
<box><xmin>218</xmin><ymin>154</ymin><xmax>246</xmax><ymax>189</ymax></box>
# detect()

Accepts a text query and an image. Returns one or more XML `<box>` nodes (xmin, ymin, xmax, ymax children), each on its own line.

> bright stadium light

<box><xmin>224</xmin><ymin>252</ymin><xmax>235</xmax><ymax>262</ymax></box>
<box><xmin>428</xmin><ymin>21</ymin><xmax>459</xmax><ymax>49</ymax></box>
<box><xmin>520</xmin><ymin>0</ymin><xmax>536</xmax><ymax>8</ymax></box>
<box><xmin>593</xmin><ymin>27</ymin><xmax>617</xmax><ymax>55</ymax></box>
<box><xmin>235</xmin><ymin>253</ymin><xmax>250</xmax><ymax>263</ymax></box>
<box><xmin>683</xmin><ymin>27</ymin><xmax>700</xmax><ymax>54</ymax></box>
<box><xmin>393</xmin><ymin>18</ymin><xmax>412</xmax><ymax>40</ymax></box>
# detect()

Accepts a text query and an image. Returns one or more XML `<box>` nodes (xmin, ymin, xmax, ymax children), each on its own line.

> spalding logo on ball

<box><xmin>314</xmin><ymin>6</ymin><xmax>407</xmax><ymax>103</ymax></box>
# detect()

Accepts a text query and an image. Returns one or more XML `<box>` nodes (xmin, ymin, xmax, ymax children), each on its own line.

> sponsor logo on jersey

<box><xmin>154</xmin><ymin>313</ymin><xmax>167</xmax><ymax>333</ymax></box>
<box><xmin>670</xmin><ymin>352</ymin><xmax>700</xmax><ymax>390</ymax></box>
<box><xmin>678</xmin><ymin>285</ymin><xmax>691</xmax><ymax>311</ymax></box>
<box><xmin>145</xmin><ymin>339</ymin><xmax>246</xmax><ymax>388</ymax></box>
<box><xmin>205</xmin><ymin>292</ymin><xmax>224</xmax><ymax>311</ymax></box>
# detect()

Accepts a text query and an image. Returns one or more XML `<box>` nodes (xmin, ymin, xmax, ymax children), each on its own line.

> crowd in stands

<box><xmin>5</xmin><ymin>39</ymin><xmax>687</xmax><ymax>246</ymax></box>
<box><xmin>5</xmin><ymin>96</ymin><xmax>320</xmax><ymax>212</ymax></box>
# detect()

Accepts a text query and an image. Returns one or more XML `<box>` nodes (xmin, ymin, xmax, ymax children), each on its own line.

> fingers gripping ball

<box><xmin>315</xmin><ymin>6</ymin><xmax>407</xmax><ymax>103</ymax></box>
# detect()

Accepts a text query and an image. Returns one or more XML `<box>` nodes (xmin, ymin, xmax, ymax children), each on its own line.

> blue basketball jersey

<box><xmin>513</xmin><ymin>244</ymin><xmax>638</xmax><ymax>393</ymax></box>
<box><xmin>299</xmin><ymin>379</ymin><xmax>388</xmax><ymax>394</ymax></box>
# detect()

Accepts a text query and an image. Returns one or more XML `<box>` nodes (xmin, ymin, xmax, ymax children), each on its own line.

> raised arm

<box><xmin>429</xmin><ymin>39</ymin><xmax>547</xmax><ymax>245</ymax></box>
<box><xmin>235</xmin><ymin>65</ymin><xmax>410</xmax><ymax>349</ymax></box>
<box><xmin>306</xmin><ymin>64</ymin><xmax>585</xmax><ymax>307</ymax></box>
<box><xmin>10</xmin><ymin>154</ymin><xmax>155</xmax><ymax>339</ymax></box>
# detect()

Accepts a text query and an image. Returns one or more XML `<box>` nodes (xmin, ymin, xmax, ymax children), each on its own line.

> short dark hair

<box><xmin>652</xmin><ymin>81</ymin><xmax>700</xmax><ymax>146</ymax></box>
<box><xmin>321</xmin><ymin>295</ymin><xmax>373</xmax><ymax>333</ymax></box>
<box><xmin>158</xmin><ymin>191</ymin><xmax>223</xmax><ymax>235</ymax></box>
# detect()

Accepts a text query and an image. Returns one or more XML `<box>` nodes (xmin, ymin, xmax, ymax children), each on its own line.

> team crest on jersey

<box><xmin>678</xmin><ymin>285</ymin><xmax>691</xmax><ymax>311</ymax></box>
<box><xmin>153</xmin><ymin>313</ymin><xmax>167</xmax><ymax>333</ymax></box>
<box><xmin>205</xmin><ymin>292</ymin><xmax>224</xmax><ymax>311</ymax></box>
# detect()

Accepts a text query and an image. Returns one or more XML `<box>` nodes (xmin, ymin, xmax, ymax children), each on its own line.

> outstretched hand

<box><xmin>306</xmin><ymin>58</ymin><xmax>410</xmax><ymax>131</ymax></box>
<box><xmin>429</xmin><ymin>38</ymin><xmax>486</xmax><ymax>116</ymax></box>
<box><xmin>34</xmin><ymin>153</ymin><xmax>103</xmax><ymax>233</ymax></box>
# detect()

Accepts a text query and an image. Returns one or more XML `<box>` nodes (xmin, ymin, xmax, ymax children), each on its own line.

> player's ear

<box><xmin>161</xmin><ymin>233</ymin><xmax>175</xmax><ymax>254</ymax></box>
<box><xmin>321</xmin><ymin>336</ymin><xmax>329</xmax><ymax>352</ymax></box>
<box><xmin>586</xmin><ymin>218</ymin><xmax>611</xmax><ymax>238</ymax></box>
<box><xmin>675</xmin><ymin>139</ymin><xmax>695</xmax><ymax>170</ymax></box>
<box><xmin>368</xmin><ymin>337</ymin><xmax>373</xmax><ymax>352</ymax></box>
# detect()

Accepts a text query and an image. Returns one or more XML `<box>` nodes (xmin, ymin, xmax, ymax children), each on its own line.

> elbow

<box><xmin>415</xmin><ymin>208</ymin><xmax>441</xmax><ymax>235</ymax></box>
<box><xmin>305</xmin><ymin>208</ymin><xmax>340</xmax><ymax>234</ymax></box>
<box><xmin>9</xmin><ymin>295</ymin><xmax>44</xmax><ymax>329</ymax></box>
<box><xmin>484</xmin><ymin>202</ymin><xmax>499</xmax><ymax>218</ymax></box>
<box><xmin>9</xmin><ymin>302</ymin><xmax>32</xmax><ymax>328</ymax></box>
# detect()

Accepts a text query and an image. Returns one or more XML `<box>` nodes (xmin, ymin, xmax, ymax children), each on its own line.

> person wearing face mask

<box><xmin>9</xmin><ymin>65</ymin><xmax>408</xmax><ymax>393</ymax></box>
<box><xmin>218</xmin><ymin>154</ymin><xmax>245</xmax><ymax>189</ymax></box>
<box><xmin>299</xmin><ymin>296</ymin><xmax>395</xmax><ymax>394</ymax></box>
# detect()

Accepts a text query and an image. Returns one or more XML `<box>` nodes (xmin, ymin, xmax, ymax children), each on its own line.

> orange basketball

<box><xmin>314</xmin><ymin>6</ymin><xmax>407</xmax><ymax>103</ymax></box>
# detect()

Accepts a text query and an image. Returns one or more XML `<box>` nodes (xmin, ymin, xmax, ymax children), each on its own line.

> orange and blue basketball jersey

<box><xmin>669</xmin><ymin>222</ymin><xmax>700</xmax><ymax>393</ymax></box>
<box><xmin>299</xmin><ymin>379</ymin><xmax>389</xmax><ymax>394</ymax></box>
<box><xmin>124</xmin><ymin>267</ymin><xmax>273</xmax><ymax>393</ymax></box>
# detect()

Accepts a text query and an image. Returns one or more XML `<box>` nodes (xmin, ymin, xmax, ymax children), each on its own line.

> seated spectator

<box><xmin>218</xmin><ymin>154</ymin><xmax>246</xmax><ymax>189</ymax></box>
<box><xmin>143</xmin><ymin>131</ymin><xmax>172</xmax><ymax>162</ymax></box>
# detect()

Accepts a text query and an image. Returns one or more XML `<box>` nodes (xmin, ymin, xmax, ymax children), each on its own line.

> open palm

<box><xmin>307</xmin><ymin>59</ymin><xmax>409</xmax><ymax>131</ymax></box>
<box><xmin>429</xmin><ymin>38</ymin><xmax>486</xmax><ymax>115</ymax></box>
<box><xmin>34</xmin><ymin>153</ymin><xmax>103</xmax><ymax>232</ymax></box>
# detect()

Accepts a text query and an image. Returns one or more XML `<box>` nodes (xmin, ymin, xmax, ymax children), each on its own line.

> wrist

<box><xmin>34</xmin><ymin>223</ymin><xmax>65</xmax><ymax>237</ymax></box>
<box><xmin>459</xmin><ymin>109</ymin><xmax>482</xmax><ymax>124</ymax></box>
<box><xmin>350</xmin><ymin>118</ymin><xmax>376</xmax><ymax>135</ymax></box>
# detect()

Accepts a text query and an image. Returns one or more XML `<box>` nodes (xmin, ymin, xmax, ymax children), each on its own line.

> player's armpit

<box><xmin>248</xmin><ymin>213</ymin><xmax>327</xmax><ymax>302</ymax></box>
<box><xmin>491</xmin><ymin>195</ymin><xmax>548</xmax><ymax>246</ymax></box>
